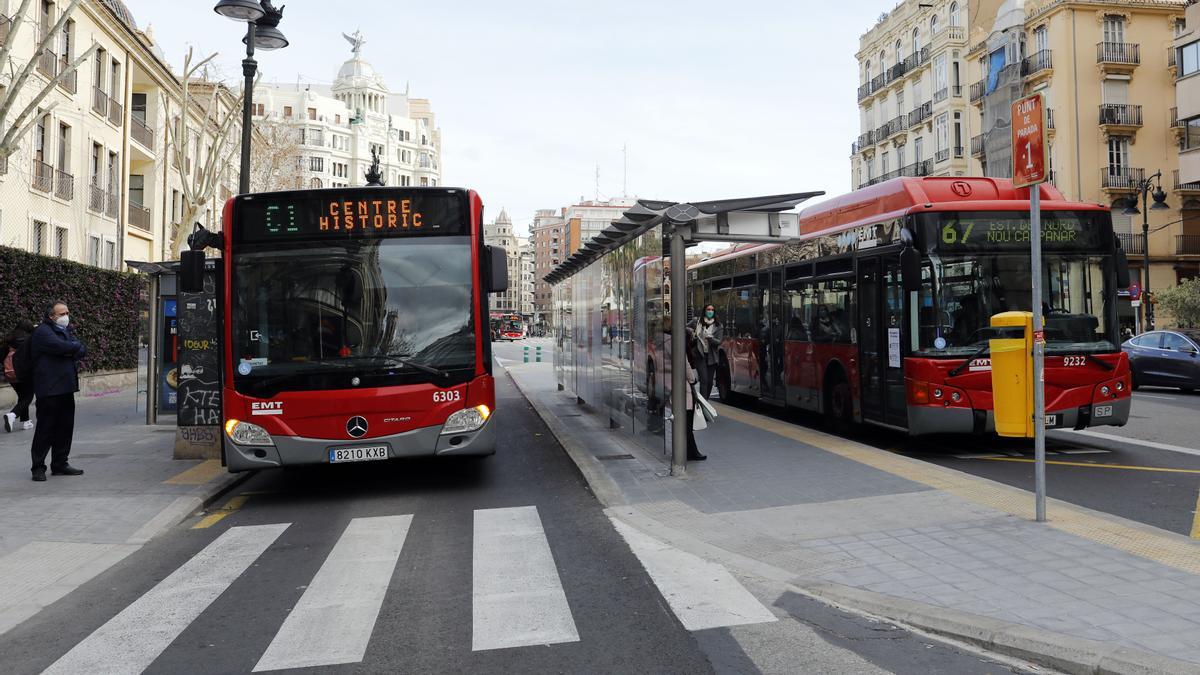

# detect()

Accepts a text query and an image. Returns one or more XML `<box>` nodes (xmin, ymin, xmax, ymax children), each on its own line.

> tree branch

<box><xmin>0</xmin><ymin>42</ymin><xmax>99</xmax><ymax>156</ymax></box>
<box><xmin>0</xmin><ymin>0</ymin><xmax>83</xmax><ymax>132</ymax></box>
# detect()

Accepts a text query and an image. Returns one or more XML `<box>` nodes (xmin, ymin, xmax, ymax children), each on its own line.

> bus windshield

<box><xmin>231</xmin><ymin>236</ymin><xmax>476</xmax><ymax>393</ymax></box>
<box><xmin>916</xmin><ymin>211</ymin><xmax>1117</xmax><ymax>357</ymax></box>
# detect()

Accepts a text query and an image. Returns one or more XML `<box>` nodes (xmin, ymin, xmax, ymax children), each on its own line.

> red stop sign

<box><xmin>1012</xmin><ymin>93</ymin><xmax>1048</xmax><ymax>188</ymax></box>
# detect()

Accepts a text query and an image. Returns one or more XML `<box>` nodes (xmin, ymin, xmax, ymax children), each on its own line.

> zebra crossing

<box><xmin>42</xmin><ymin>506</ymin><xmax>775</xmax><ymax>674</ymax></box>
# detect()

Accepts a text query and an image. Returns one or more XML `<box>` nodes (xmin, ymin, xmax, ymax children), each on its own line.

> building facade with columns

<box><xmin>253</xmin><ymin>32</ymin><xmax>442</xmax><ymax>190</ymax></box>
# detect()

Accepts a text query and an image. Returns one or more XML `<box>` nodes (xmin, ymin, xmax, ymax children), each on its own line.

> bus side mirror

<box><xmin>180</xmin><ymin>250</ymin><xmax>205</xmax><ymax>293</ymax></box>
<box><xmin>900</xmin><ymin>246</ymin><xmax>921</xmax><ymax>294</ymax></box>
<box><xmin>487</xmin><ymin>245</ymin><xmax>508</xmax><ymax>294</ymax></box>
<box><xmin>1114</xmin><ymin>247</ymin><xmax>1131</xmax><ymax>289</ymax></box>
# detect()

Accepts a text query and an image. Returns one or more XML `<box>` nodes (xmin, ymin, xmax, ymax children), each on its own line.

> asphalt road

<box><xmin>0</xmin><ymin>351</ymin><xmax>1029</xmax><ymax>675</ymax></box>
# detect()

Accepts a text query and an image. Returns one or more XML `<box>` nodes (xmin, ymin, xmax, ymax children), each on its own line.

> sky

<box><xmin>124</xmin><ymin>0</ymin><xmax>891</xmax><ymax>236</ymax></box>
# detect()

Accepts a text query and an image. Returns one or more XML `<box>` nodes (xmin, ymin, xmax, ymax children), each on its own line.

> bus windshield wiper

<box><xmin>332</xmin><ymin>355</ymin><xmax>450</xmax><ymax>380</ymax></box>
<box><xmin>948</xmin><ymin>345</ymin><xmax>990</xmax><ymax>377</ymax></box>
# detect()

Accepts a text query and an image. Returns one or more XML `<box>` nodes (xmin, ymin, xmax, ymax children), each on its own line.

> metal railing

<box><xmin>1178</xmin><ymin>235</ymin><xmax>1200</xmax><ymax>255</ymax></box>
<box><xmin>31</xmin><ymin>159</ymin><xmax>53</xmax><ymax>192</ymax></box>
<box><xmin>1117</xmin><ymin>233</ymin><xmax>1145</xmax><ymax>255</ymax></box>
<box><xmin>970</xmin><ymin>134</ymin><xmax>985</xmax><ymax>156</ymax></box>
<box><xmin>883</xmin><ymin>115</ymin><xmax>906</xmax><ymax>139</ymax></box>
<box><xmin>951</xmin><ymin>85</ymin><xmax>963</xmax><ymax>98</ymax></box>
<box><xmin>969</xmin><ymin>80</ymin><xmax>985</xmax><ymax>103</ymax></box>
<box><xmin>1176</xmin><ymin>170</ymin><xmax>1200</xmax><ymax>191</ymax></box>
<box><xmin>129</xmin><ymin>202</ymin><xmax>151</xmax><ymax>231</ymax></box>
<box><xmin>1170</xmin><ymin>46</ymin><xmax>1177</xmax><ymax>69</ymax></box>
<box><xmin>1171</xmin><ymin>107</ymin><xmax>1182</xmax><ymax>129</ymax></box>
<box><xmin>54</xmin><ymin>169</ymin><xmax>73</xmax><ymax>200</ymax></box>
<box><xmin>953</xmin><ymin>145</ymin><xmax>964</xmax><ymax>159</ymax></box>
<box><xmin>92</xmin><ymin>87</ymin><xmax>108</xmax><ymax>116</ymax></box>
<box><xmin>36</xmin><ymin>48</ymin><xmax>56</xmax><ymax>78</ymax></box>
<box><xmin>878</xmin><ymin>168</ymin><xmax>901</xmax><ymax>182</ymax></box>
<box><xmin>870</xmin><ymin>72</ymin><xmax>886</xmax><ymax>92</ymax></box>
<box><xmin>935</xmin><ymin>148</ymin><xmax>950</xmax><ymax>163</ymax></box>
<box><xmin>1097</xmin><ymin>42</ymin><xmax>1140</xmax><ymax>65</ymax></box>
<box><xmin>88</xmin><ymin>183</ymin><xmax>105</xmax><ymax>211</ymax></box>
<box><xmin>900</xmin><ymin>159</ymin><xmax>933</xmax><ymax>177</ymax></box>
<box><xmin>856</xmin><ymin>130</ymin><xmax>875</xmax><ymax>149</ymax></box>
<box><xmin>1101</xmin><ymin>167</ymin><xmax>1145</xmax><ymax>190</ymax></box>
<box><xmin>857</xmin><ymin>82</ymin><xmax>872</xmax><ymax>101</ymax></box>
<box><xmin>1099</xmin><ymin>103</ymin><xmax>1142</xmax><ymax>127</ymax></box>
<box><xmin>108</xmin><ymin>98</ymin><xmax>123</xmax><ymax>126</ymax></box>
<box><xmin>131</xmin><ymin>116</ymin><xmax>154</xmax><ymax>149</ymax></box>
<box><xmin>57</xmin><ymin>56</ymin><xmax>76</xmax><ymax>93</ymax></box>
<box><xmin>1047</xmin><ymin>108</ymin><xmax>1055</xmax><ymax>129</ymax></box>
<box><xmin>907</xmin><ymin>101</ymin><xmax>932</xmax><ymax>128</ymax></box>
<box><xmin>933</xmin><ymin>87</ymin><xmax>948</xmax><ymax>103</ymax></box>
<box><xmin>105</xmin><ymin>192</ymin><xmax>118</xmax><ymax>218</ymax></box>
<box><xmin>1022</xmin><ymin>49</ymin><xmax>1053</xmax><ymax>77</ymax></box>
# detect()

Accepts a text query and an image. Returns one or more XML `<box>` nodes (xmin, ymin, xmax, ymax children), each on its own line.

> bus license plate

<box><xmin>1094</xmin><ymin>405</ymin><xmax>1113</xmax><ymax>418</ymax></box>
<box><xmin>329</xmin><ymin>446</ymin><xmax>388</xmax><ymax>463</ymax></box>
<box><xmin>1044</xmin><ymin>414</ymin><xmax>1059</xmax><ymax>428</ymax></box>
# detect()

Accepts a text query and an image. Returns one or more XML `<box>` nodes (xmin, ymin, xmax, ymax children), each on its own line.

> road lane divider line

<box><xmin>609</xmin><ymin>518</ymin><xmax>777</xmax><ymax>631</ymax></box>
<box><xmin>1058</xmin><ymin>429</ymin><xmax>1200</xmax><ymax>458</ymax></box>
<box><xmin>472</xmin><ymin>506</ymin><xmax>579</xmax><ymax>651</ymax></box>
<box><xmin>163</xmin><ymin>459</ymin><xmax>225</xmax><ymax>485</ymax></box>
<box><xmin>254</xmin><ymin>515</ymin><xmax>413</xmax><ymax>672</ymax></box>
<box><xmin>192</xmin><ymin>495</ymin><xmax>251</xmax><ymax>529</ymax></box>
<box><xmin>42</xmin><ymin>523</ymin><xmax>289</xmax><ymax>675</ymax></box>
<box><xmin>975</xmin><ymin>457</ymin><xmax>1200</xmax><ymax>474</ymax></box>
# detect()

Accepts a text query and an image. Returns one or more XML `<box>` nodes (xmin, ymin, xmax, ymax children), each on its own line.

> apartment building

<box><xmin>530</xmin><ymin>208</ymin><xmax>566</xmax><ymax>330</ymax></box>
<box><xmin>254</xmin><ymin>35</ymin><xmax>442</xmax><ymax>190</ymax></box>
<box><xmin>1178</xmin><ymin>0</ymin><xmax>1200</xmax><ymax>185</ymax></box>
<box><xmin>850</xmin><ymin>0</ymin><xmax>973</xmax><ymax>190</ymax></box>
<box><xmin>968</xmin><ymin>0</ymin><xmax>1190</xmax><ymax>324</ymax></box>
<box><xmin>0</xmin><ymin>0</ymin><xmax>235</xmax><ymax>267</ymax></box>
<box><xmin>483</xmin><ymin>208</ymin><xmax>524</xmax><ymax>314</ymax></box>
<box><xmin>563</xmin><ymin>197</ymin><xmax>636</xmax><ymax>253</ymax></box>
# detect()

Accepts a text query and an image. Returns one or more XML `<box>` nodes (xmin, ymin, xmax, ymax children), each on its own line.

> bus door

<box><xmin>758</xmin><ymin>271</ymin><xmax>785</xmax><ymax>403</ymax></box>
<box><xmin>857</xmin><ymin>256</ymin><xmax>908</xmax><ymax>427</ymax></box>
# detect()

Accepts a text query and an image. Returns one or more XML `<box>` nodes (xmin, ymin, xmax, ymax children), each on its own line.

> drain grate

<box><xmin>596</xmin><ymin>453</ymin><xmax>635</xmax><ymax>461</ymax></box>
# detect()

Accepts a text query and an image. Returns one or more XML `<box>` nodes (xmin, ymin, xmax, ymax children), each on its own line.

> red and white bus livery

<box><xmin>220</xmin><ymin>187</ymin><xmax>505</xmax><ymax>471</ymax></box>
<box><xmin>689</xmin><ymin>177</ymin><xmax>1132</xmax><ymax>435</ymax></box>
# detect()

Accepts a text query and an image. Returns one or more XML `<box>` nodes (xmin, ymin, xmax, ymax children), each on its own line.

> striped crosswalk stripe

<box><xmin>43</xmin><ymin>523</ymin><xmax>288</xmax><ymax>675</ymax></box>
<box><xmin>472</xmin><ymin>506</ymin><xmax>580</xmax><ymax>651</ymax></box>
<box><xmin>254</xmin><ymin>515</ymin><xmax>413</xmax><ymax>671</ymax></box>
<box><xmin>610</xmin><ymin>518</ymin><xmax>777</xmax><ymax>631</ymax></box>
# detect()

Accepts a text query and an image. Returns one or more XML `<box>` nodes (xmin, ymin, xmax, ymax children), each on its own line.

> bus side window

<box><xmin>786</xmin><ymin>286</ymin><xmax>809</xmax><ymax>341</ymax></box>
<box><xmin>733</xmin><ymin>289</ymin><xmax>754</xmax><ymax>338</ymax></box>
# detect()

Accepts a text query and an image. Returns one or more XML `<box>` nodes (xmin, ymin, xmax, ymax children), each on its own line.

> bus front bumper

<box><xmin>906</xmin><ymin>397</ymin><xmax>1131</xmax><ymax>436</ymax></box>
<box><xmin>225</xmin><ymin>415</ymin><xmax>497</xmax><ymax>472</ymax></box>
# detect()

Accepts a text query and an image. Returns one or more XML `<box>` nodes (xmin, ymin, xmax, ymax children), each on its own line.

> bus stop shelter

<box><xmin>545</xmin><ymin>191</ymin><xmax>822</xmax><ymax>476</ymax></box>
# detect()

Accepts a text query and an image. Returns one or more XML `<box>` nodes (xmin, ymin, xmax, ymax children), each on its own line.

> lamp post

<box><xmin>213</xmin><ymin>0</ymin><xmax>288</xmax><ymax>195</ymax></box>
<box><xmin>1123</xmin><ymin>172</ymin><xmax>1170</xmax><ymax>332</ymax></box>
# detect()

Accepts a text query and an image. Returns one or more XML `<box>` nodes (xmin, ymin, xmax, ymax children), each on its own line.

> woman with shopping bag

<box><xmin>684</xmin><ymin>330</ymin><xmax>707</xmax><ymax>461</ymax></box>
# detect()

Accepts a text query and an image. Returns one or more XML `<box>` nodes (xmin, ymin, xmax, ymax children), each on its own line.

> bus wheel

<box><xmin>826</xmin><ymin>374</ymin><xmax>852</xmax><ymax>428</ymax></box>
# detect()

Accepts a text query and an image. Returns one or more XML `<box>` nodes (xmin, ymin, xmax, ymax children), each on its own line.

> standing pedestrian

<box><xmin>28</xmin><ymin>301</ymin><xmax>86</xmax><ymax>481</ymax></box>
<box><xmin>687</xmin><ymin>304</ymin><xmax>723</xmax><ymax>399</ymax></box>
<box><xmin>3</xmin><ymin>320</ymin><xmax>36</xmax><ymax>432</ymax></box>
<box><xmin>684</xmin><ymin>331</ymin><xmax>706</xmax><ymax>461</ymax></box>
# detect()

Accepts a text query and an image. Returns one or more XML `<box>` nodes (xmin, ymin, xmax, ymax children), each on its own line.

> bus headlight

<box><xmin>224</xmin><ymin>419</ymin><xmax>275</xmax><ymax>446</ymax></box>
<box><xmin>441</xmin><ymin>405</ymin><xmax>491</xmax><ymax>435</ymax></box>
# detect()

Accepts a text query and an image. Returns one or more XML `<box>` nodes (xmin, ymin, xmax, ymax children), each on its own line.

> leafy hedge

<box><xmin>0</xmin><ymin>246</ymin><xmax>145</xmax><ymax>372</ymax></box>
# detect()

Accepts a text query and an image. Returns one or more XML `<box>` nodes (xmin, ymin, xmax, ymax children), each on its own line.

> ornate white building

<box><xmin>253</xmin><ymin>31</ymin><xmax>442</xmax><ymax>189</ymax></box>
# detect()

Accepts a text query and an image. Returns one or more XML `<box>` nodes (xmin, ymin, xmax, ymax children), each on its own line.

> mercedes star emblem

<box><xmin>346</xmin><ymin>416</ymin><xmax>368</xmax><ymax>438</ymax></box>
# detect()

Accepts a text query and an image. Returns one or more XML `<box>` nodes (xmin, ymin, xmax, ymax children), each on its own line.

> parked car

<box><xmin>1121</xmin><ymin>330</ymin><xmax>1200</xmax><ymax>392</ymax></box>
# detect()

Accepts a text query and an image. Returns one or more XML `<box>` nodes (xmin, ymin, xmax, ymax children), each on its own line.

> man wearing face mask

<box><xmin>28</xmin><ymin>301</ymin><xmax>87</xmax><ymax>481</ymax></box>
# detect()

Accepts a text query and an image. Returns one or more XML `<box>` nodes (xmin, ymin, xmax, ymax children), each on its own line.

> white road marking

<box><xmin>609</xmin><ymin>518</ymin><xmax>777</xmax><ymax>631</ymax></box>
<box><xmin>1061</xmin><ymin>429</ymin><xmax>1200</xmax><ymax>458</ymax></box>
<box><xmin>1057</xmin><ymin>448</ymin><xmax>1111</xmax><ymax>455</ymax></box>
<box><xmin>1136</xmin><ymin>394</ymin><xmax>1178</xmax><ymax>401</ymax></box>
<box><xmin>253</xmin><ymin>515</ymin><xmax>413</xmax><ymax>672</ymax></box>
<box><xmin>472</xmin><ymin>506</ymin><xmax>579</xmax><ymax>651</ymax></box>
<box><xmin>952</xmin><ymin>453</ymin><xmax>1006</xmax><ymax>459</ymax></box>
<box><xmin>43</xmin><ymin>523</ymin><xmax>288</xmax><ymax>675</ymax></box>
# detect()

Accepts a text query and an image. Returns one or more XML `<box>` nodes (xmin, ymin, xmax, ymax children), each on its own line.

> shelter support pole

<box><xmin>670</xmin><ymin>225</ymin><xmax>688</xmax><ymax>476</ymax></box>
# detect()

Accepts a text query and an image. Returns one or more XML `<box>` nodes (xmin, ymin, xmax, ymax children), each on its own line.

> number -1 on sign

<box><xmin>1011</xmin><ymin>93</ymin><xmax>1048</xmax><ymax>188</ymax></box>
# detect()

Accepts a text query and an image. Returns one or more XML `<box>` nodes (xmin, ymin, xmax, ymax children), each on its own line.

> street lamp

<box><xmin>1123</xmin><ymin>171</ymin><xmax>1170</xmax><ymax>331</ymax></box>
<box><xmin>213</xmin><ymin>0</ymin><xmax>288</xmax><ymax>194</ymax></box>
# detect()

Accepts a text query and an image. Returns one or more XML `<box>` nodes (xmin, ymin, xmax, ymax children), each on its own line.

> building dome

<box><xmin>99</xmin><ymin>0</ymin><xmax>137</xmax><ymax>30</ymax></box>
<box><xmin>337</xmin><ymin>55</ymin><xmax>376</xmax><ymax>81</ymax></box>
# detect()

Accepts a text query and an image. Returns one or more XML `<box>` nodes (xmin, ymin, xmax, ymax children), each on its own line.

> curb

<box><xmin>124</xmin><ymin>468</ymin><xmax>253</xmax><ymax>545</ymax></box>
<box><xmin>501</xmin><ymin>364</ymin><xmax>627</xmax><ymax>508</ymax></box>
<box><xmin>793</xmin><ymin>581</ymin><xmax>1199</xmax><ymax>675</ymax></box>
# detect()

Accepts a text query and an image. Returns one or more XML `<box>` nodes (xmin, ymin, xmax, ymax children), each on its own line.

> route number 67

<box><xmin>433</xmin><ymin>390</ymin><xmax>461</xmax><ymax>403</ymax></box>
<box><xmin>942</xmin><ymin>222</ymin><xmax>975</xmax><ymax>245</ymax></box>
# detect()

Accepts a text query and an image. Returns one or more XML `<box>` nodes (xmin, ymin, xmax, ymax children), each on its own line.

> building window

<box><xmin>88</xmin><ymin>235</ymin><xmax>100</xmax><ymax>266</ymax></box>
<box><xmin>912</xmin><ymin>27</ymin><xmax>920</xmax><ymax>55</ymax></box>
<box><xmin>953</xmin><ymin>112</ymin><xmax>963</xmax><ymax>157</ymax></box>
<box><xmin>57</xmin><ymin>122</ymin><xmax>69</xmax><ymax>171</ymax></box>
<box><xmin>935</xmin><ymin>113</ymin><xmax>949</xmax><ymax>153</ymax></box>
<box><xmin>949</xmin><ymin>2</ymin><xmax>960</xmax><ymax>27</ymax></box>
<box><xmin>1103</xmin><ymin>15</ymin><xmax>1125</xmax><ymax>44</ymax></box>
<box><xmin>881</xmin><ymin>151</ymin><xmax>889</xmax><ymax>175</ymax></box>
<box><xmin>55</xmin><ymin>226</ymin><xmax>67</xmax><ymax>257</ymax></box>
<box><xmin>253</xmin><ymin>103</ymin><xmax>265</xmax><ymax>116</ymax></box>
<box><xmin>310</xmin><ymin>156</ymin><xmax>324</xmax><ymax>172</ymax></box>
<box><xmin>1185</xmin><ymin>117</ymin><xmax>1200</xmax><ymax>150</ymax></box>
<box><xmin>33</xmin><ymin>220</ymin><xmax>47</xmax><ymax>254</ymax></box>
<box><xmin>1181</xmin><ymin>41</ymin><xmax>1200</xmax><ymax>78</ymax></box>
<box><xmin>307</xmin><ymin>107</ymin><xmax>317</xmax><ymax>120</ymax></box>
<box><xmin>129</xmin><ymin>174</ymin><xmax>144</xmax><ymax>207</ymax></box>
<box><xmin>172</xmin><ymin>189</ymin><xmax>182</xmax><ymax>224</ymax></box>
<box><xmin>1107</xmin><ymin>136</ymin><xmax>1129</xmax><ymax>171</ymax></box>
<box><xmin>107</xmin><ymin>151</ymin><xmax>119</xmax><ymax>195</ymax></box>
<box><xmin>104</xmin><ymin>240</ymin><xmax>116</xmax><ymax>269</ymax></box>
<box><xmin>930</xmin><ymin>14</ymin><xmax>938</xmax><ymax>37</ymax></box>
<box><xmin>1034</xmin><ymin>25</ymin><xmax>1048</xmax><ymax>53</ymax></box>
<box><xmin>283</xmin><ymin>105</ymin><xmax>293</xmax><ymax>118</ymax></box>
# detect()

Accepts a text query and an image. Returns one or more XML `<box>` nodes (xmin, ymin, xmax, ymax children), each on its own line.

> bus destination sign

<box><xmin>235</xmin><ymin>189</ymin><xmax>466</xmax><ymax>242</ymax></box>
<box><xmin>928</xmin><ymin>211</ymin><xmax>1106</xmax><ymax>252</ymax></box>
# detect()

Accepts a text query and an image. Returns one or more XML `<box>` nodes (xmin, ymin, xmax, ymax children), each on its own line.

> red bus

<box><xmin>688</xmin><ymin>177</ymin><xmax>1133</xmax><ymax>435</ymax></box>
<box><xmin>213</xmin><ymin>187</ymin><xmax>506</xmax><ymax>471</ymax></box>
<box><xmin>491</xmin><ymin>313</ymin><xmax>527</xmax><ymax>341</ymax></box>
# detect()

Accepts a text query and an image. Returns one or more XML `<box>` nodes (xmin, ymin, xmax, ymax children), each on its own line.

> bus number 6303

<box><xmin>433</xmin><ymin>390</ymin><xmax>462</xmax><ymax>403</ymax></box>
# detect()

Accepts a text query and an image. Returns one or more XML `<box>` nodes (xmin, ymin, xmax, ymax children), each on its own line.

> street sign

<box><xmin>1011</xmin><ymin>93</ymin><xmax>1048</xmax><ymax>188</ymax></box>
<box><xmin>1129</xmin><ymin>283</ymin><xmax>1141</xmax><ymax>300</ymax></box>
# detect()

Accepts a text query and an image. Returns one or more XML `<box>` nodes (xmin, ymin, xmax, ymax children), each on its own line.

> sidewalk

<box><xmin>0</xmin><ymin>386</ymin><xmax>244</xmax><ymax>636</ymax></box>
<box><xmin>506</xmin><ymin>360</ymin><xmax>1200</xmax><ymax>675</ymax></box>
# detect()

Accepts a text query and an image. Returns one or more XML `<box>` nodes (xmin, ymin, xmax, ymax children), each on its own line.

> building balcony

<box><xmin>933</xmin><ymin>87</ymin><xmax>949</xmax><ymax>103</ymax></box>
<box><xmin>1101</xmin><ymin>167</ymin><xmax>1145</xmax><ymax>193</ymax></box>
<box><xmin>106</xmin><ymin>192</ymin><xmax>118</xmax><ymax>218</ymax></box>
<box><xmin>131</xmin><ymin>116</ymin><xmax>154</xmax><ymax>151</ymax></box>
<box><xmin>878</xmin><ymin>167</ymin><xmax>902</xmax><ymax>182</ymax></box>
<box><xmin>54</xmin><ymin>169</ymin><xmax>73</xmax><ymax>201</ymax></box>
<box><xmin>108</xmin><ymin>98</ymin><xmax>123</xmax><ymax>126</ymax></box>
<box><xmin>1099</xmin><ymin>104</ymin><xmax>1142</xmax><ymax>133</ymax></box>
<box><xmin>935</xmin><ymin>148</ymin><xmax>950</xmax><ymax>163</ymax></box>
<box><xmin>969</xmin><ymin>80</ymin><xmax>985</xmax><ymax>105</ymax></box>
<box><xmin>856</xmin><ymin>130</ymin><xmax>875</xmax><ymax>150</ymax></box>
<box><xmin>1176</xmin><ymin>170</ymin><xmax>1200</xmax><ymax>194</ymax></box>
<box><xmin>35</xmin><ymin>48</ymin><xmax>55</xmax><ymax>79</ymax></box>
<box><xmin>1117</xmin><ymin>233</ymin><xmax>1145</xmax><ymax>255</ymax></box>
<box><xmin>902</xmin><ymin>47</ymin><xmax>930</xmax><ymax>74</ymax></box>
<box><xmin>907</xmin><ymin>101</ymin><xmax>932</xmax><ymax>128</ymax></box>
<box><xmin>31</xmin><ymin>159</ymin><xmax>52</xmax><ymax>192</ymax></box>
<box><xmin>56</xmin><ymin>56</ymin><xmax>76</xmax><ymax>93</ymax></box>
<box><xmin>88</xmin><ymin>183</ymin><xmax>105</xmax><ymax>212</ymax></box>
<box><xmin>933</xmin><ymin>26</ymin><xmax>967</xmax><ymax>50</ymax></box>
<box><xmin>951</xmin><ymin>85</ymin><xmax>963</xmax><ymax>98</ymax></box>
<box><xmin>1097</xmin><ymin>42</ymin><xmax>1139</xmax><ymax>75</ymax></box>
<box><xmin>970</xmin><ymin>134</ymin><xmax>985</xmax><ymax>157</ymax></box>
<box><xmin>857</xmin><ymin>82</ymin><xmax>872</xmax><ymax>101</ymax></box>
<box><xmin>881</xmin><ymin>115</ymin><xmax>906</xmax><ymax>140</ymax></box>
<box><xmin>1179</xmin><ymin>235</ymin><xmax>1200</xmax><ymax>255</ymax></box>
<box><xmin>900</xmin><ymin>159</ymin><xmax>933</xmax><ymax>177</ymax></box>
<box><xmin>129</xmin><ymin>202</ymin><xmax>151</xmax><ymax>232</ymax></box>
<box><xmin>92</xmin><ymin>87</ymin><xmax>108</xmax><ymax>117</ymax></box>
<box><xmin>1170</xmin><ymin>46</ymin><xmax>1178</xmax><ymax>77</ymax></box>
<box><xmin>870</xmin><ymin>72</ymin><xmax>887</xmax><ymax>93</ymax></box>
<box><xmin>1022</xmin><ymin>49</ymin><xmax>1053</xmax><ymax>83</ymax></box>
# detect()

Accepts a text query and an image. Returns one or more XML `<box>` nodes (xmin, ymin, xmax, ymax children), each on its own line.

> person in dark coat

<box><xmin>28</xmin><ymin>301</ymin><xmax>86</xmax><ymax>481</ymax></box>
<box><xmin>687</xmin><ymin>304</ymin><xmax>724</xmax><ymax>399</ymax></box>
<box><xmin>4</xmin><ymin>319</ymin><xmax>36</xmax><ymax>432</ymax></box>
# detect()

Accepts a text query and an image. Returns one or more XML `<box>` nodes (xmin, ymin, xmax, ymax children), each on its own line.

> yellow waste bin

<box><xmin>989</xmin><ymin>311</ymin><xmax>1034</xmax><ymax>438</ymax></box>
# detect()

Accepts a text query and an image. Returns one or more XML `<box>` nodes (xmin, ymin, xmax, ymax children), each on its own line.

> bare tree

<box><xmin>162</xmin><ymin>48</ymin><xmax>245</xmax><ymax>258</ymax></box>
<box><xmin>249</xmin><ymin>118</ymin><xmax>305</xmax><ymax>192</ymax></box>
<box><xmin>0</xmin><ymin>0</ymin><xmax>99</xmax><ymax>162</ymax></box>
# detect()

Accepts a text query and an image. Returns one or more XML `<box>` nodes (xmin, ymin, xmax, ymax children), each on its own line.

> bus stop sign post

<box><xmin>1013</xmin><ymin>92</ymin><xmax>1049</xmax><ymax>523</ymax></box>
